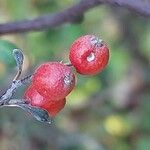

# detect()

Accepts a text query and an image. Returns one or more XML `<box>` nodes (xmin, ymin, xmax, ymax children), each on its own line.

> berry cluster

<box><xmin>24</xmin><ymin>35</ymin><xmax>109</xmax><ymax>117</ymax></box>
<box><xmin>24</xmin><ymin>62</ymin><xmax>75</xmax><ymax>117</ymax></box>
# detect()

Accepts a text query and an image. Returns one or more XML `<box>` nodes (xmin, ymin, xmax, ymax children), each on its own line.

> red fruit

<box><xmin>69</xmin><ymin>35</ymin><xmax>109</xmax><ymax>75</ymax></box>
<box><xmin>32</xmin><ymin>62</ymin><xmax>75</xmax><ymax>100</ymax></box>
<box><xmin>43</xmin><ymin>99</ymin><xmax>66</xmax><ymax>117</ymax></box>
<box><xmin>24</xmin><ymin>84</ymin><xmax>66</xmax><ymax>117</ymax></box>
<box><xmin>24</xmin><ymin>84</ymin><xmax>49</xmax><ymax>107</ymax></box>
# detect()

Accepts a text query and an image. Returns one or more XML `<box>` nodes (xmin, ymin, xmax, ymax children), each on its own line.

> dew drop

<box><xmin>87</xmin><ymin>52</ymin><xmax>95</xmax><ymax>62</ymax></box>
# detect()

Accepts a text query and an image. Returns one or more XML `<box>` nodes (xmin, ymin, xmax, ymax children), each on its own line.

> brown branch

<box><xmin>0</xmin><ymin>0</ymin><xmax>150</xmax><ymax>35</ymax></box>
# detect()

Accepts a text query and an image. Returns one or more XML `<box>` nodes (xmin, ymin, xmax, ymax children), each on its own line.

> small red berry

<box><xmin>24</xmin><ymin>84</ymin><xmax>66</xmax><ymax>117</ymax></box>
<box><xmin>32</xmin><ymin>62</ymin><xmax>75</xmax><ymax>100</ymax></box>
<box><xmin>69</xmin><ymin>35</ymin><xmax>109</xmax><ymax>75</ymax></box>
<box><xmin>24</xmin><ymin>84</ymin><xmax>49</xmax><ymax>107</ymax></box>
<box><xmin>43</xmin><ymin>98</ymin><xmax>66</xmax><ymax>117</ymax></box>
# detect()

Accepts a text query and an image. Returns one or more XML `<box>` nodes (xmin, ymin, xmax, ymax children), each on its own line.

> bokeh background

<box><xmin>0</xmin><ymin>0</ymin><xmax>150</xmax><ymax>150</ymax></box>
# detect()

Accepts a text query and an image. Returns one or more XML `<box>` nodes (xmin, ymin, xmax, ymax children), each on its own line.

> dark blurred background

<box><xmin>0</xmin><ymin>0</ymin><xmax>150</xmax><ymax>150</ymax></box>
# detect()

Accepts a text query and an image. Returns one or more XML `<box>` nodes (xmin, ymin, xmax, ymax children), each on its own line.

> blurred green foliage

<box><xmin>0</xmin><ymin>0</ymin><xmax>150</xmax><ymax>150</ymax></box>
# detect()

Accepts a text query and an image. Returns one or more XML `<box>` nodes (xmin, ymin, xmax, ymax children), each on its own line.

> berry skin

<box><xmin>24</xmin><ymin>84</ymin><xmax>66</xmax><ymax>117</ymax></box>
<box><xmin>43</xmin><ymin>99</ymin><xmax>66</xmax><ymax>117</ymax></box>
<box><xmin>24</xmin><ymin>84</ymin><xmax>50</xmax><ymax>107</ymax></box>
<box><xmin>69</xmin><ymin>35</ymin><xmax>109</xmax><ymax>75</ymax></box>
<box><xmin>32</xmin><ymin>62</ymin><xmax>75</xmax><ymax>100</ymax></box>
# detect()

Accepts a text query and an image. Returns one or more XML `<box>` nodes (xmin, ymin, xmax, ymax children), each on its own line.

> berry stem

<box><xmin>64</xmin><ymin>62</ymin><xmax>73</xmax><ymax>67</ymax></box>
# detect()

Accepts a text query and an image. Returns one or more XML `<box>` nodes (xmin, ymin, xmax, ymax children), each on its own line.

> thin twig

<box><xmin>13</xmin><ymin>69</ymin><xmax>22</xmax><ymax>81</ymax></box>
<box><xmin>0</xmin><ymin>49</ymin><xmax>51</xmax><ymax>124</ymax></box>
<box><xmin>64</xmin><ymin>62</ymin><xmax>73</xmax><ymax>67</ymax></box>
<box><xmin>0</xmin><ymin>0</ymin><xmax>149</xmax><ymax>35</ymax></box>
<box><xmin>0</xmin><ymin>75</ymin><xmax>32</xmax><ymax>106</ymax></box>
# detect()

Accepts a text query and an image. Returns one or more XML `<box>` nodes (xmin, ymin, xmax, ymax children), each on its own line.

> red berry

<box><xmin>24</xmin><ymin>84</ymin><xmax>66</xmax><ymax>117</ymax></box>
<box><xmin>24</xmin><ymin>84</ymin><xmax>49</xmax><ymax>107</ymax></box>
<box><xmin>32</xmin><ymin>62</ymin><xmax>75</xmax><ymax>100</ymax></box>
<box><xmin>43</xmin><ymin>98</ymin><xmax>66</xmax><ymax>117</ymax></box>
<box><xmin>69</xmin><ymin>35</ymin><xmax>109</xmax><ymax>75</ymax></box>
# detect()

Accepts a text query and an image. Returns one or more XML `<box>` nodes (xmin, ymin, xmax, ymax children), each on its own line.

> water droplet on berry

<box><xmin>87</xmin><ymin>52</ymin><xmax>95</xmax><ymax>62</ymax></box>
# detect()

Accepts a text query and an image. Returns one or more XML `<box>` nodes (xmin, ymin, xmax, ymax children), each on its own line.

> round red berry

<box><xmin>43</xmin><ymin>98</ymin><xmax>66</xmax><ymax>117</ymax></box>
<box><xmin>69</xmin><ymin>35</ymin><xmax>109</xmax><ymax>75</ymax></box>
<box><xmin>32</xmin><ymin>62</ymin><xmax>75</xmax><ymax>100</ymax></box>
<box><xmin>24</xmin><ymin>84</ymin><xmax>66</xmax><ymax>117</ymax></box>
<box><xmin>24</xmin><ymin>84</ymin><xmax>49</xmax><ymax>107</ymax></box>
